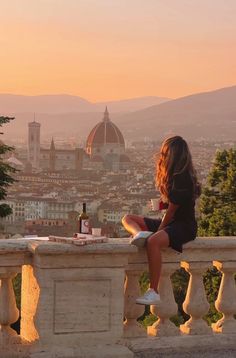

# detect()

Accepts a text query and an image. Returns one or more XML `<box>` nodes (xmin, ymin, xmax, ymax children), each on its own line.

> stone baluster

<box><xmin>148</xmin><ymin>263</ymin><xmax>179</xmax><ymax>337</ymax></box>
<box><xmin>180</xmin><ymin>261</ymin><xmax>212</xmax><ymax>335</ymax></box>
<box><xmin>123</xmin><ymin>269</ymin><xmax>146</xmax><ymax>338</ymax></box>
<box><xmin>212</xmin><ymin>261</ymin><xmax>236</xmax><ymax>333</ymax></box>
<box><xmin>0</xmin><ymin>267</ymin><xmax>20</xmax><ymax>345</ymax></box>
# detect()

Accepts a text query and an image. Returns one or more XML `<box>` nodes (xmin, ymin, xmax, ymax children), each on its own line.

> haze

<box><xmin>0</xmin><ymin>0</ymin><xmax>236</xmax><ymax>101</ymax></box>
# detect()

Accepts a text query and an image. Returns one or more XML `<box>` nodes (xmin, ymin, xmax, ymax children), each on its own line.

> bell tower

<box><xmin>28</xmin><ymin>118</ymin><xmax>41</xmax><ymax>170</ymax></box>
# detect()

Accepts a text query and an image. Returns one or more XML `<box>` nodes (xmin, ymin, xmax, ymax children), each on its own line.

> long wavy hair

<box><xmin>156</xmin><ymin>136</ymin><xmax>200</xmax><ymax>201</ymax></box>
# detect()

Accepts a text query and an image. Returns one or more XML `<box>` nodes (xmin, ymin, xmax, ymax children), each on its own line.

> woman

<box><xmin>122</xmin><ymin>136</ymin><xmax>200</xmax><ymax>305</ymax></box>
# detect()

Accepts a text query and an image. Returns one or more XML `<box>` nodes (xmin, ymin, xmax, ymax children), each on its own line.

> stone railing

<box><xmin>0</xmin><ymin>237</ymin><xmax>236</xmax><ymax>358</ymax></box>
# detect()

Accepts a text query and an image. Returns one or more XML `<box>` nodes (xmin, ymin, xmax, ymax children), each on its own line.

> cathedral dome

<box><xmin>86</xmin><ymin>108</ymin><xmax>125</xmax><ymax>154</ymax></box>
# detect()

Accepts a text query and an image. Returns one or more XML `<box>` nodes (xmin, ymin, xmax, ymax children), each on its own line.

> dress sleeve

<box><xmin>168</xmin><ymin>175</ymin><xmax>192</xmax><ymax>205</ymax></box>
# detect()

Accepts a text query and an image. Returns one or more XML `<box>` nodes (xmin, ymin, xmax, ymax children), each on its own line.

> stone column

<box><xmin>212</xmin><ymin>261</ymin><xmax>236</xmax><ymax>333</ymax></box>
<box><xmin>123</xmin><ymin>269</ymin><xmax>146</xmax><ymax>338</ymax></box>
<box><xmin>148</xmin><ymin>263</ymin><xmax>179</xmax><ymax>337</ymax></box>
<box><xmin>180</xmin><ymin>261</ymin><xmax>212</xmax><ymax>335</ymax></box>
<box><xmin>0</xmin><ymin>267</ymin><xmax>20</xmax><ymax>344</ymax></box>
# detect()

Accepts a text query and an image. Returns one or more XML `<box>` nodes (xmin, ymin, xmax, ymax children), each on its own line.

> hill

<box><xmin>117</xmin><ymin>86</ymin><xmax>236</xmax><ymax>141</ymax></box>
<box><xmin>1</xmin><ymin>86</ymin><xmax>236</xmax><ymax>142</ymax></box>
<box><xmin>0</xmin><ymin>94</ymin><xmax>170</xmax><ymax>114</ymax></box>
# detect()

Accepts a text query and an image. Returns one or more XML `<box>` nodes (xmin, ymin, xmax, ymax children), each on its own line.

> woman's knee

<box><xmin>147</xmin><ymin>233</ymin><xmax>161</xmax><ymax>248</ymax></box>
<box><xmin>122</xmin><ymin>214</ymin><xmax>147</xmax><ymax>230</ymax></box>
<box><xmin>122</xmin><ymin>214</ymin><xmax>131</xmax><ymax>224</ymax></box>
<box><xmin>147</xmin><ymin>231</ymin><xmax>169</xmax><ymax>248</ymax></box>
<box><xmin>122</xmin><ymin>214</ymin><xmax>139</xmax><ymax>224</ymax></box>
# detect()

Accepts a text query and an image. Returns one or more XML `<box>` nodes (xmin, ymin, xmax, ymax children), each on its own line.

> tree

<box><xmin>198</xmin><ymin>148</ymin><xmax>236</xmax><ymax>324</ymax></box>
<box><xmin>199</xmin><ymin>148</ymin><xmax>236</xmax><ymax>236</ymax></box>
<box><xmin>0</xmin><ymin>116</ymin><xmax>16</xmax><ymax>217</ymax></box>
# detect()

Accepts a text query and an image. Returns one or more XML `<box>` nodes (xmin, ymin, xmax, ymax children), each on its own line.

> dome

<box><xmin>86</xmin><ymin>108</ymin><xmax>125</xmax><ymax>154</ymax></box>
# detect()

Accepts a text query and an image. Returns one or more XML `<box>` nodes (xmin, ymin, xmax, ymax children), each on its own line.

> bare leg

<box><xmin>146</xmin><ymin>230</ymin><xmax>170</xmax><ymax>292</ymax></box>
<box><xmin>122</xmin><ymin>214</ymin><xmax>148</xmax><ymax>236</ymax></box>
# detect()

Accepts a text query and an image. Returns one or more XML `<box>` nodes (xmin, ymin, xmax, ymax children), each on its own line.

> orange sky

<box><xmin>0</xmin><ymin>0</ymin><xmax>236</xmax><ymax>101</ymax></box>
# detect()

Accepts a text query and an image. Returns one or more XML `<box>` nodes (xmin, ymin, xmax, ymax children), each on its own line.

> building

<box><xmin>40</xmin><ymin>141</ymin><xmax>84</xmax><ymax>172</ymax></box>
<box><xmin>97</xmin><ymin>201</ymin><xmax>130</xmax><ymax>224</ymax></box>
<box><xmin>27</xmin><ymin>108</ymin><xmax>130</xmax><ymax>173</ymax></box>
<box><xmin>28</xmin><ymin>121</ymin><xmax>84</xmax><ymax>172</ymax></box>
<box><xmin>28</xmin><ymin>121</ymin><xmax>41</xmax><ymax>169</ymax></box>
<box><xmin>85</xmin><ymin>107</ymin><xmax>130</xmax><ymax>171</ymax></box>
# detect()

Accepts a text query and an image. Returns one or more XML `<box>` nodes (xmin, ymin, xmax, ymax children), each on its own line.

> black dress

<box><xmin>144</xmin><ymin>173</ymin><xmax>197</xmax><ymax>253</ymax></box>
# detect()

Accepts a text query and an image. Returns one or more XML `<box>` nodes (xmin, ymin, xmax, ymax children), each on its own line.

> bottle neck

<box><xmin>82</xmin><ymin>203</ymin><xmax>86</xmax><ymax>213</ymax></box>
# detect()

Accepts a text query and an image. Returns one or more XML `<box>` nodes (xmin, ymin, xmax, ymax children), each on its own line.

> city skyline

<box><xmin>0</xmin><ymin>0</ymin><xmax>236</xmax><ymax>101</ymax></box>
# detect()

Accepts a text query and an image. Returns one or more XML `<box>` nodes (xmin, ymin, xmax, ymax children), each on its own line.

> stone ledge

<box><xmin>28</xmin><ymin>343</ymin><xmax>133</xmax><ymax>358</ymax></box>
<box><xmin>0</xmin><ymin>239</ymin><xmax>29</xmax><ymax>254</ymax></box>
<box><xmin>27</xmin><ymin>238</ymin><xmax>136</xmax><ymax>256</ymax></box>
<box><xmin>126</xmin><ymin>333</ymin><xmax>236</xmax><ymax>357</ymax></box>
<box><xmin>134</xmin><ymin>349</ymin><xmax>236</xmax><ymax>358</ymax></box>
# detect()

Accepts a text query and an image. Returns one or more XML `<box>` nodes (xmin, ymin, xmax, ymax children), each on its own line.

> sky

<box><xmin>0</xmin><ymin>0</ymin><xmax>236</xmax><ymax>101</ymax></box>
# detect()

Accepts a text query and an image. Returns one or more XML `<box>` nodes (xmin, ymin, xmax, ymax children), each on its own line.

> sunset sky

<box><xmin>0</xmin><ymin>0</ymin><xmax>236</xmax><ymax>101</ymax></box>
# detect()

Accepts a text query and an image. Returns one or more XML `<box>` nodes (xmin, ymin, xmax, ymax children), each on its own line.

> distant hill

<box><xmin>1</xmin><ymin>86</ymin><xmax>236</xmax><ymax>142</ymax></box>
<box><xmin>117</xmin><ymin>86</ymin><xmax>236</xmax><ymax>141</ymax></box>
<box><xmin>0</xmin><ymin>94</ymin><xmax>94</xmax><ymax>114</ymax></box>
<box><xmin>0</xmin><ymin>94</ymin><xmax>170</xmax><ymax>114</ymax></box>
<box><xmin>95</xmin><ymin>96</ymin><xmax>171</xmax><ymax>112</ymax></box>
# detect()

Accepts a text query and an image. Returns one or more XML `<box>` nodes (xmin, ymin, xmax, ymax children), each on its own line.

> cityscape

<box><xmin>0</xmin><ymin>104</ymin><xmax>233</xmax><ymax>239</ymax></box>
<box><xmin>0</xmin><ymin>1</ymin><xmax>236</xmax><ymax>357</ymax></box>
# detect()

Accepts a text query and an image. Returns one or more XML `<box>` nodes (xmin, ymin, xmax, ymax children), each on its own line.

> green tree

<box><xmin>198</xmin><ymin>148</ymin><xmax>236</xmax><ymax>324</ymax></box>
<box><xmin>0</xmin><ymin>116</ymin><xmax>20</xmax><ymax>331</ymax></box>
<box><xmin>0</xmin><ymin>116</ymin><xmax>16</xmax><ymax>217</ymax></box>
<box><xmin>199</xmin><ymin>148</ymin><xmax>236</xmax><ymax>236</ymax></box>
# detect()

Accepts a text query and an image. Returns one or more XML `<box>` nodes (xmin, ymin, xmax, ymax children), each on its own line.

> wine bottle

<box><xmin>79</xmin><ymin>202</ymin><xmax>89</xmax><ymax>234</ymax></box>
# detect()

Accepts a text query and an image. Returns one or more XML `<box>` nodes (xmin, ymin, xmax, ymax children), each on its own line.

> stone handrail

<box><xmin>0</xmin><ymin>237</ymin><xmax>235</xmax><ymax>358</ymax></box>
<box><xmin>125</xmin><ymin>236</ymin><xmax>236</xmax><ymax>339</ymax></box>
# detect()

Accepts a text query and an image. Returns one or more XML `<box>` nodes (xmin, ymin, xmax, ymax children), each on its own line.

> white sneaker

<box><xmin>136</xmin><ymin>288</ymin><xmax>160</xmax><ymax>305</ymax></box>
<box><xmin>129</xmin><ymin>231</ymin><xmax>153</xmax><ymax>248</ymax></box>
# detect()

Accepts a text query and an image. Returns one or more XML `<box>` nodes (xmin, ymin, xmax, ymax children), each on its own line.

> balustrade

<box><xmin>212</xmin><ymin>261</ymin><xmax>236</xmax><ymax>333</ymax></box>
<box><xmin>124</xmin><ymin>269</ymin><xmax>146</xmax><ymax>338</ymax></box>
<box><xmin>124</xmin><ymin>237</ymin><xmax>236</xmax><ymax>343</ymax></box>
<box><xmin>0</xmin><ymin>267</ymin><xmax>20</xmax><ymax>344</ymax></box>
<box><xmin>0</xmin><ymin>237</ymin><xmax>235</xmax><ymax>358</ymax></box>
<box><xmin>148</xmin><ymin>262</ymin><xmax>179</xmax><ymax>337</ymax></box>
<box><xmin>180</xmin><ymin>261</ymin><xmax>212</xmax><ymax>335</ymax></box>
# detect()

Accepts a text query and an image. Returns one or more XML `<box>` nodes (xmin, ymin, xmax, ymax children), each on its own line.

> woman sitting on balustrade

<box><xmin>122</xmin><ymin>136</ymin><xmax>201</xmax><ymax>305</ymax></box>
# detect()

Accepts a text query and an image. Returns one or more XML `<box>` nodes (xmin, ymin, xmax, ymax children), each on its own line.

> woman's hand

<box><xmin>158</xmin><ymin>201</ymin><xmax>179</xmax><ymax>230</ymax></box>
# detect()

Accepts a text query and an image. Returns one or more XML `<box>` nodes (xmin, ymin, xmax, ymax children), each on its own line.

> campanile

<box><xmin>28</xmin><ymin>120</ymin><xmax>41</xmax><ymax>170</ymax></box>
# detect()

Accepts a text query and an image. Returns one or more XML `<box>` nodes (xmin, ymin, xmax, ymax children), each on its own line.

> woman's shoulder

<box><xmin>173</xmin><ymin>172</ymin><xmax>193</xmax><ymax>190</ymax></box>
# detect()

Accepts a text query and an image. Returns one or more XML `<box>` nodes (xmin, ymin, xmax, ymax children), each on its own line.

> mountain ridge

<box><xmin>0</xmin><ymin>94</ymin><xmax>170</xmax><ymax>114</ymax></box>
<box><xmin>1</xmin><ymin>85</ymin><xmax>236</xmax><ymax>142</ymax></box>
<box><xmin>116</xmin><ymin>85</ymin><xmax>236</xmax><ymax>141</ymax></box>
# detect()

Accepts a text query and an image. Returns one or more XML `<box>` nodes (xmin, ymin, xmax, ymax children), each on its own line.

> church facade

<box><xmin>28</xmin><ymin>121</ymin><xmax>83</xmax><ymax>172</ymax></box>
<box><xmin>40</xmin><ymin>141</ymin><xmax>83</xmax><ymax>172</ymax></box>
<box><xmin>28</xmin><ymin>108</ymin><xmax>130</xmax><ymax>172</ymax></box>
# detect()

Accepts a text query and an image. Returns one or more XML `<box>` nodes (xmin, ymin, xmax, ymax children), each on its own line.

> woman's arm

<box><xmin>158</xmin><ymin>202</ymin><xmax>179</xmax><ymax>231</ymax></box>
